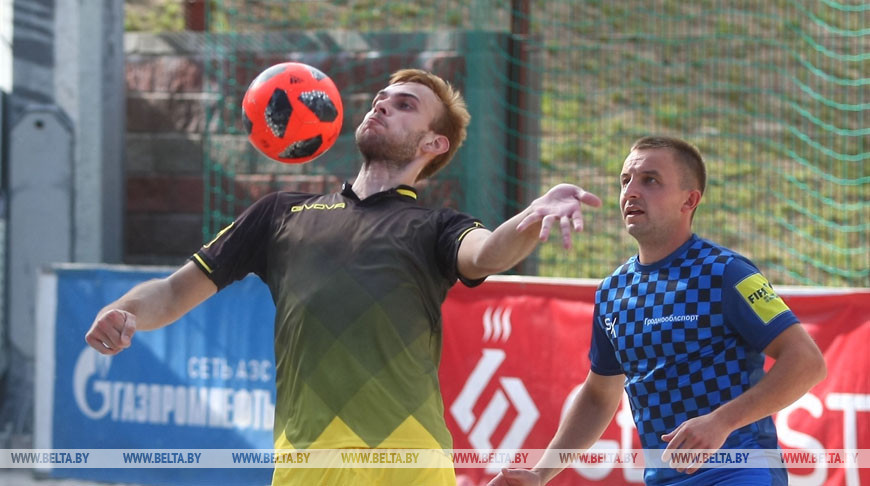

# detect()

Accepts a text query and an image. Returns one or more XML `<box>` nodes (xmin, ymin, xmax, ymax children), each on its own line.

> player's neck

<box><xmin>636</xmin><ymin>229</ymin><xmax>693</xmax><ymax>265</ymax></box>
<box><xmin>352</xmin><ymin>159</ymin><xmax>424</xmax><ymax>199</ymax></box>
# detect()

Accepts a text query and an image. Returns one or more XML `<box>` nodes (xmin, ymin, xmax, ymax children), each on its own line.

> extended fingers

<box><xmin>559</xmin><ymin>216</ymin><xmax>573</xmax><ymax>248</ymax></box>
<box><xmin>576</xmin><ymin>188</ymin><xmax>602</xmax><ymax>208</ymax></box>
<box><xmin>571</xmin><ymin>206</ymin><xmax>586</xmax><ymax>232</ymax></box>
<box><xmin>538</xmin><ymin>214</ymin><xmax>556</xmax><ymax>242</ymax></box>
<box><xmin>522</xmin><ymin>210</ymin><xmax>586</xmax><ymax>248</ymax></box>
<box><xmin>570</xmin><ymin>190</ymin><xmax>599</xmax><ymax>235</ymax></box>
<box><xmin>517</xmin><ymin>185</ymin><xmax>599</xmax><ymax>237</ymax></box>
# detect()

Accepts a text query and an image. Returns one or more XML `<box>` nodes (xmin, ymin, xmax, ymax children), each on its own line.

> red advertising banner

<box><xmin>439</xmin><ymin>276</ymin><xmax>870</xmax><ymax>486</ymax></box>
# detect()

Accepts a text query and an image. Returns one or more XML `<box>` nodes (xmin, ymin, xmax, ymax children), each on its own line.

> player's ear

<box><xmin>683</xmin><ymin>189</ymin><xmax>702</xmax><ymax>213</ymax></box>
<box><xmin>421</xmin><ymin>133</ymin><xmax>449</xmax><ymax>156</ymax></box>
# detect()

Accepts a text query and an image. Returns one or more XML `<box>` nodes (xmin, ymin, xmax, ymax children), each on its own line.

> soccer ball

<box><xmin>242</xmin><ymin>62</ymin><xmax>343</xmax><ymax>164</ymax></box>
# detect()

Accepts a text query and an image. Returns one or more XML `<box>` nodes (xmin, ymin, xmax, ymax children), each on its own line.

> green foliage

<box><xmin>125</xmin><ymin>0</ymin><xmax>185</xmax><ymax>32</ymax></box>
<box><xmin>184</xmin><ymin>0</ymin><xmax>868</xmax><ymax>287</ymax></box>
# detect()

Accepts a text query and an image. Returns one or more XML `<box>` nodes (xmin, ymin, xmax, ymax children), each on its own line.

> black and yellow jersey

<box><xmin>191</xmin><ymin>182</ymin><xmax>485</xmax><ymax>455</ymax></box>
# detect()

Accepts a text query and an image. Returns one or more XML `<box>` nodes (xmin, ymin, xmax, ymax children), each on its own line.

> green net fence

<box><xmin>201</xmin><ymin>0</ymin><xmax>869</xmax><ymax>287</ymax></box>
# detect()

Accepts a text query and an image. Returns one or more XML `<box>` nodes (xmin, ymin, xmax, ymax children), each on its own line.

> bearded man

<box><xmin>86</xmin><ymin>69</ymin><xmax>601</xmax><ymax>485</ymax></box>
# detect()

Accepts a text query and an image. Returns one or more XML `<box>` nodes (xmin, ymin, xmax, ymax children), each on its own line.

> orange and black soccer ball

<box><xmin>242</xmin><ymin>62</ymin><xmax>343</xmax><ymax>164</ymax></box>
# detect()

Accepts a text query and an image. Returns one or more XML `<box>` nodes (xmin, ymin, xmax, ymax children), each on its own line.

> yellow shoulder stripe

<box><xmin>457</xmin><ymin>222</ymin><xmax>486</xmax><ymax>242</ymax></box>
<box><xmin>192</xmin><ymin>254</ymin><xmax>213</xmax><ymax>274</ymax></box>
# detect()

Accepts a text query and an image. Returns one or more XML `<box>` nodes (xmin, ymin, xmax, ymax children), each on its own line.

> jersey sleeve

<box><xmin>190</xmin><ymin>192</ymin><xmax>282</xmax><ymax>290</ymax></box>
<box><xmin>435</xmin><ymin>209</ymin><xmax>487</xmax><ymax>287</ymax></box>
<box><xmin>721</xmin><ymin>256</ymin><xmax>799</xmax><ymax>352</ymax></box>
<box><xmin>588</xmin><ymin>301</ymin><xmax>623</xmax><ymax>375</ymax></box>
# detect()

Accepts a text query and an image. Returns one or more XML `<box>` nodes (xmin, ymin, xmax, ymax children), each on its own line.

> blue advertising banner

<box><xmin>35</xmin><ymin>265</ymin><xmax>276</xmax><ymax>485</ymax></box>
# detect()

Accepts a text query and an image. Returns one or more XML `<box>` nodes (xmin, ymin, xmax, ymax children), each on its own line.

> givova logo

<box><xmin>290</xmin><ymin>202</ymin><xmax>346</xmax><ymax>212</ymax></box>
<box><xmin>450</xmin><ymin>349</ymin><xmax>539</xmax><ymax>473</ymax></box>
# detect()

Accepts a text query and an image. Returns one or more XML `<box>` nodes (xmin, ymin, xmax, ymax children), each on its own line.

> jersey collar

<box><xmin>341</xmin><ymin>181</ymin><xmax>419</xmax><ymax>203</ymax></box>
<box><xmin>633</xmin><ymin>234</ymin><xmax>700</xmax><ymax>273</ymax></box>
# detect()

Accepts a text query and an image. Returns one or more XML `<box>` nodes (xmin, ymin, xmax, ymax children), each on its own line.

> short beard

<box><xmin>355</xmin><ymin>126</ymin><xmax>424</xmax><ymax>169</ymax></box>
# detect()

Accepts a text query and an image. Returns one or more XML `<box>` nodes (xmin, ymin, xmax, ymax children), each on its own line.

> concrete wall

<box><xmin>2</xmin><ymin>0</ymin><xmax>125</xmax><ymax>448</ymax></box>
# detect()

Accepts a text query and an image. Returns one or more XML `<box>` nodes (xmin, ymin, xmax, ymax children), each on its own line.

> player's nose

<box><xmin>373</xmin><ymin>98</ymin><xmax>389</xmax><ymax>115</ymax></box>
<box><xmin>622</xmin><ymin>179</ymin><xmax>641</xmax><ymax>198</ymax></box>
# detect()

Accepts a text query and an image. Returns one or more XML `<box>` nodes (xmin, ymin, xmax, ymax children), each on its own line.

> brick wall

<box><xmin>125</xmin><ymin>35</ymin><xmax>207</xmax><ymax>265</ymax></box>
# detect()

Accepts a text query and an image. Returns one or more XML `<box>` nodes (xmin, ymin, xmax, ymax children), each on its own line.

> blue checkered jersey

<box><xmin>590</xmin><ymin>235</ymin><xmax>797</xmax><ymax>485</ymax></box>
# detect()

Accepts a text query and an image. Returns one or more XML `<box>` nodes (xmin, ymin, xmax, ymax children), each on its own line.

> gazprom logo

<box><xmin>73</xmin><ymin>347</ymin><xmax>113</xmax><ymax>419</ymax></box>
<box><xmin>70</xmin><ymin>347</ymin><xmax>274</xmax><ymax>430</ymax></box>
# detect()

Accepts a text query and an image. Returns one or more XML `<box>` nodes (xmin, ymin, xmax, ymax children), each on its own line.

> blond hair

<box><xmin>389</xmin><ymin>69</ymin><xmax>471</xmax><ymax>180</ymax></box>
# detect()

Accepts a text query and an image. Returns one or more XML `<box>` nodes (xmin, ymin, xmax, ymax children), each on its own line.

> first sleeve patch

<box><xmin>735</xmin><ymin>273</ymin><xmax>789</xmax><ymax>324</ymax></box>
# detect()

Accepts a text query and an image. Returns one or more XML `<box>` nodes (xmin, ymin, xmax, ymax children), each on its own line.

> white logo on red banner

<box><xmin>482</xmin><ymin>306</ymin><xmax>512</xmax><ymax>342</ymax></box>
<box><xmin>450</xmin><ymin>348</ymin><xmax>540</xmax><ymax>473</ymax></box>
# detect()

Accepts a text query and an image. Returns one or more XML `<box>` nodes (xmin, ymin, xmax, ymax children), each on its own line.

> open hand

<box><xmin>516</xmin><ymin>184</ymin><xmax>602</xmax><ymax>249</ymax></box>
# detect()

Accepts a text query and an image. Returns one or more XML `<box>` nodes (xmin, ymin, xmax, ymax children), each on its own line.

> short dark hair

<box><xmin>630</xmin><ymin>136</ymin><xmax>706</xmax><ymax>195</ymax></box>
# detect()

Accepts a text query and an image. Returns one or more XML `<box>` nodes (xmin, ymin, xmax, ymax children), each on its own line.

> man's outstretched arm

<box><xmin>457</xmin><ymin>184</ymin><xmax>601</xmax><ymax>280</ymax></box>
<box><xmin>85</xmin><ymin>261</ymin><xmax>218</xmax><ymax>355</ymax></box>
